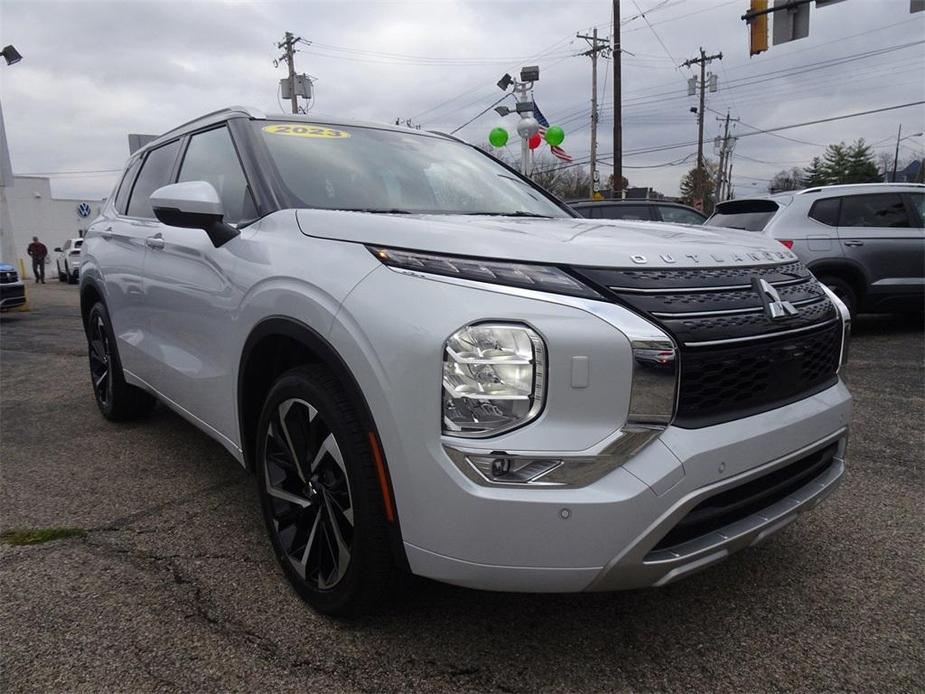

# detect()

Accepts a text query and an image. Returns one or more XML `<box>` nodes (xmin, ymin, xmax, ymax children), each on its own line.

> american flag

<box><xmin>533</xmin><ymin>104</ymin><xmax>573</xmax><ymax>162</ymax></box>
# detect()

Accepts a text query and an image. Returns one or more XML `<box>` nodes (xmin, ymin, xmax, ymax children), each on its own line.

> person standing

<box><xmin>27</xmin><ymin>236</ymin><xmax>47</xmax><ymax>284</ymax></box>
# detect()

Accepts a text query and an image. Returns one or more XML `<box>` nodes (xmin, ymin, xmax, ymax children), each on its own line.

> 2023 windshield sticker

<box><xmin>262</xmin><ymin>124</ymin><xmax>351</xmax><ymax>139</ymax></box>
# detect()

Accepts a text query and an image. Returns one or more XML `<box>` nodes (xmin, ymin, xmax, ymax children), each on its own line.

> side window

<box><xmin>808</xmin><ymin>197</ymin><xmax>841</xmax><ymax>226</ymax></box>
<box><xmin>839</xmin><ymin>193</ymin><xmax>911</xmax><ymax>228</ymax></box>
<box><xmin>659</xmin><ymin>206</ymin><xmax>705</xmax><ymax>225</ymax></box>
<box><xmin>578</xmin><ymin>206</ymin><xmax>599</xmax><ymax>219</ymax></box>
<box><xmin>114</xmin><ymin>158</ymin><xmax>143</xmax><ymax>215</ymax></box>
<box><xmin>907</xmin><ymin>193</ymin><xmax>924</xmax><ymax>228</ymax></box>
<box><xmin>127</xmin><ymin>140</ymin><xmax>182</xmax><ymax>219</ymax></box>
<box><xmin>603</xmin><ymin>205</ymin><xmax>650</xmax><ymax>221</ymax></box>
<box><xmin>178</xmin><ymin>127</ymin><xmax>256</xmax><ymax>224</ymax></box>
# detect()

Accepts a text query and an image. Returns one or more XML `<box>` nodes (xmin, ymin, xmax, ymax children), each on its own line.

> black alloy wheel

<box><xmin>256</xmin><ymin>366</ymin><xmax>393</xmax><ymax>617</ymax></box>
<box><xmin>88</xmin><ymin>312</ymin><xmax>113</xmax><ymax>410</ymax></box>
<box><xmin>86</xmin><ymin>301</ymin><xmax>155</xmax><ymax>421</ymax></box>
<box><xmin>264</xmin><ymin>396</ymin><xmax>355</xmax><ymax>590</ymax></box>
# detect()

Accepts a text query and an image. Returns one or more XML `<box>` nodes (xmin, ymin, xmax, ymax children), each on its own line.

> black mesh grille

<box><xmin>678</xmin><ymin>324</ymin><xmax>841</xmax><ymax>426</ymax></box>
<box><xmin>570</xmin><ymin>261</ymin><xmax>843</xmax><ymax>427</ymax></box>
<box><xmin>0</xmin><ymin>271</ymin><xmax>16</xmax><ymax>284</ymax></box>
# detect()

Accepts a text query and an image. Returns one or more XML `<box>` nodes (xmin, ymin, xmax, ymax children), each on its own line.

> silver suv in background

<box><xmin>707</xmin><ymin>183</ymin><xmax>925</xmax><ymax>317</ymax></box>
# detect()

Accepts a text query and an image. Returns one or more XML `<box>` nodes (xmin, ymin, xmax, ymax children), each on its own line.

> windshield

<box><xmin>707</xmin><ymin>199</ymin><xmax>779</xmax><ymax>231</ymax></box>
<box><xmin>255</xmin><ymin>121</ymin><xmax>569</xmax><ymax>218</ymax></box>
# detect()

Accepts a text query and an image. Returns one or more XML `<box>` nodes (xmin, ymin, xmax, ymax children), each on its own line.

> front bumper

<box><xmin>0</xmin><ymin>282</ymin><xmax>26</xmax><ymax>310</ymax></box>
<box><xmin>402</xmin><ymin>381</ymin><xmax>851</xmax><ymax>593</ymax></box>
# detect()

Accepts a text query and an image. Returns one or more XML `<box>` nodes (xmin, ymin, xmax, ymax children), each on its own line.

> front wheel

<box><xmin>86</xmin><ymin>302</ymin><xmax>155</xmax><ymax>421</ymax></box>
<box><xmin>57</xmin><ymin>262</ymin><xmax>66</xmax><ymax>282</ymax></box>
<box><xmin>255</xmin><ymin>366</ymin><xmax>393</xmax><ymax>617</ymax></box>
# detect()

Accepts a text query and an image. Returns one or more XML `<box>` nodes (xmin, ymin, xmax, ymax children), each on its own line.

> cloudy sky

<box><xmin>1</xmin><ymin>0</ymin><xmax>923</xmax><ymax>200</ymax></box>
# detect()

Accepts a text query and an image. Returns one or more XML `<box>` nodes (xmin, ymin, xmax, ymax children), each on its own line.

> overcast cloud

<box><xmin>1</xmin><ymin>0</ymin><xmax>923</xmax><ymax>200</ymax></box>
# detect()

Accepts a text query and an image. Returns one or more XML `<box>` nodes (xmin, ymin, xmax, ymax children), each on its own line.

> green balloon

<box><xmin>489</xmin><ymin>127</ymin><xmax>509</xmax><ymax>147</ymax></box>
<box><xmin>545</xmin><ymin>125</ymin><xmax>565</xmax><ymax>146</ymax></box>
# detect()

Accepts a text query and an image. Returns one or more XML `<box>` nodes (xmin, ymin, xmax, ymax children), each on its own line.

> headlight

<box><xmin>442</xmin><ymin>323</ymin><xmax>546</xmax><ymax>437</ymax></box>
<box><xmin>368</xmin><ymin>246</ymin><xmax>600</xmax><ymax>299</ymax></box>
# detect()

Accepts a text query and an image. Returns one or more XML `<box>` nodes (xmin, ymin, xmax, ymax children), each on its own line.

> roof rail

<box><xmin>796</xmin><ymin>182</ymin><xmax>925</xmax><ymax>195</ymax></box>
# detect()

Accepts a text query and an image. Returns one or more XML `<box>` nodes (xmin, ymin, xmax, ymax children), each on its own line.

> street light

<box><xmin>1</xmin><ymin>45</ymin><xmax>22</xmax><ymax>66</ymax></box>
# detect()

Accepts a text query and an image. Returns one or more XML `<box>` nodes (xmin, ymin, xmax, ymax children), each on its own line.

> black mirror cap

<box><xmin>152</xmin><ymin>206</ymin><xmax>240</xmax><ymax>248</ymax></box>
<box><xmin>54</xmin><ymin>247</ymin><xmax>62</xmax><ymax>252</ymax></box>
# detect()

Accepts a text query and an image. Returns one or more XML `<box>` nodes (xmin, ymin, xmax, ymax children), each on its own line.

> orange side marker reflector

<box><xmin>368</xmin><ymin>432</ymin><xmax>396</xmax><ymax>523</ymax></box>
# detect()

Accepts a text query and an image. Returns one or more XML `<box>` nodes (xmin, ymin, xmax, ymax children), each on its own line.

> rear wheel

<box><xmin>819</xmin><ymin>275</ymin><xmax>857</xmax><ymax>319</ymax></box>
<box><xmin>86</xmin><ymin>302</ymin><xmax>155</xmax><ymax>421</ymax></box>
<box><xmin>255</xmin><ymin>366</ymin><xmax>393</xmax><ymax>617</ymax></box>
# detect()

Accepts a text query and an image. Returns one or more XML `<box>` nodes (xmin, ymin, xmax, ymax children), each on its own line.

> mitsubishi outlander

<box><xmin>80</xmin><ymin>107</ymin><xmax>852</xmax><ymax>616</ymax></box>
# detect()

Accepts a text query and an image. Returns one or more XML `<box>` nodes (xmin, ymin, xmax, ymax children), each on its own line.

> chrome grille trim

<box><xmin>651</xmin><ymin>296</ymin><xmax>825</xmax><ymax>320</ymax></box>
<box><xmin>606</xmin><ymin>277</ymin><xmax>809</xmax><ymax>295</ymax></box>
<box><xmin>683</xmin><ymin>318</ymin><xmax>840</xmax><ymax>348</ymax></box>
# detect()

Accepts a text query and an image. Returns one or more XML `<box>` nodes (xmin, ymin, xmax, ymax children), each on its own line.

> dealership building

<box><xmin>1</xmin><ymin>175</ymin><xmax>104</xmax><ymax>278</ymax></box>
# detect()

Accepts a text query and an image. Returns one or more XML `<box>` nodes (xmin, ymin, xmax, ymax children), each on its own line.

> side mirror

<box><xmin>150</xmin><ymin>181</ymin><xmax>240</xmax><ymax>248</ymax></box>
<box><xmin>54</xmin><ymin>247</ymin><xmax>62</xmax><ymax>252</ymax></box>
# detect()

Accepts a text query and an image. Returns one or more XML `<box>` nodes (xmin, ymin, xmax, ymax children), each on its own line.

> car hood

<box><xmin>295</xmin><ymin>210</ymin><xmax>797</xmax><ymax>269</ymax></box>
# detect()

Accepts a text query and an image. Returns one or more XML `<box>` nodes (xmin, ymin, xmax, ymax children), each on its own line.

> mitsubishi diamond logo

<box><xmin>753</xmin><ymin>277</ymin><xmax>799</xmax><ymax>321</ymax></box>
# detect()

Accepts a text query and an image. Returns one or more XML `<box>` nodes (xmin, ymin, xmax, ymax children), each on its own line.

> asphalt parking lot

<box><xmin>1</xmin><ymin>281</ymin><xmax>923</xmax><ymax>692</ymax></box>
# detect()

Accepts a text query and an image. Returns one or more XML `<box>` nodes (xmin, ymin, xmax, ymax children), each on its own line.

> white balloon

<box><xmin>516</xmin><ymin>117</ymin><xmax>540</xmax><ymax>138</ymax></box>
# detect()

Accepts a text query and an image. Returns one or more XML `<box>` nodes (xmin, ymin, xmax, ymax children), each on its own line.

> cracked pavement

<box><xmin>1</xmin><ymin>282</ymin><xmax>923</xmax><ymax>692</ymax></box>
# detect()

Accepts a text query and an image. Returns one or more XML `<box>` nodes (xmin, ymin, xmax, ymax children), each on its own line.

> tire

<box><xmin>255</xmin><ymin>366</ymin><xmax>393</xmax><ymax>617</ymax></box>
<box><xmin>57</xmin><ymin>262</ymin><xmax>66</xmax><ymax>282</ymax></box>
<box><xmin>86</xmin><ymin>301</ymin><xmax>156</xmax><ymax>421</ymax></box>
<box><xmin>819</xmin><ymin>275</ymin><xmax>858</xmax><ymax>319</ymax></box>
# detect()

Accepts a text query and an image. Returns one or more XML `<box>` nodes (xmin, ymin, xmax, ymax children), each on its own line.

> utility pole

<box><xmin>682</xmin><ymin>47</ymin><xmax>723</xmax><ymax>209</ymax></box>
<box><xmin>715</xmin><ymin>111</ymin><xmax>739</xmax><ymax>201</ymax></box>
<box><xmin>613</xmin><ymin>0</ymin><xmax>622</xmax><ymax>198</ymax></box>
<box><xmin>891</xmin><ymin>123</ymin><xmax>902</xmax><ymax>182</ymax></box>
<box><xmin>577</xmin><ymin>28</ymin><xmax>610</xmax><ymax>199</ymax></box>
<box><xmin>278</xmin><ymin>32</ymin><xmax>300</xmax><ymax>114</ymax></box>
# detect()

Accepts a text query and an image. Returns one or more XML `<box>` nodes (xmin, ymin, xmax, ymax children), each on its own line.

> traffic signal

<box><xmin>748</xmin><ymin>0</ymin><xmax>769</xmax><ymax>56</ymax></box>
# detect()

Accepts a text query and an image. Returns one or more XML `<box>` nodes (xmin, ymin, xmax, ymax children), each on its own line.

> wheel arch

<box><xmin>807</xmin><ymin>258</ymin><xmax>868</xmax><ymax>299</ymax></box>
<box><xmin>79</xmin><ymin>277</ymin><xmax>105</xmax><ymax>333</ymax></box>
<box><xmin>237</xmin><ymin>316</ymin><xmax>408</xmax><ymax>568</ymax></box>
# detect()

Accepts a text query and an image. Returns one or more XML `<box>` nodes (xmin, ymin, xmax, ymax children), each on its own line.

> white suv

<box><xmin>80</xmin><ymin>107</ymin><xmax>852</xmax><ymax>616</ymax></box>
<box><xmin>54</xmin><ymin>237</ymin><xmax>84</xmax><ymax>283</ymax></box>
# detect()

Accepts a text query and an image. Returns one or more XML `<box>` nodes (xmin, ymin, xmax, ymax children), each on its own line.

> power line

<box><xmin>449</xmin><ymin>94</ymin><xmax>512</xmax><ymax>134</ymax></box>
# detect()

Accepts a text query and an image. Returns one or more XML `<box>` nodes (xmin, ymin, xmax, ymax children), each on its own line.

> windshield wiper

<box><xmin>338</xmin><ymin>208</ymin><xmax>416</xmax><ymax>214</ymax></box>
<box><xmin>465</xmin><ymin>211</ymin><xmax>554</xmax><ymax>218</ymax></box>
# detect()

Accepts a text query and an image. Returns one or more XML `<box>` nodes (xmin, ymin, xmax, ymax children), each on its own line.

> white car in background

<box><xmin>54</xmin><ymin>237</ymin><xmax>83</xmax><ymax>283</ymax></box>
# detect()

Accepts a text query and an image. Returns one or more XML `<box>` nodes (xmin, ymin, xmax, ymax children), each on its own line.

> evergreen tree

<box><xmin>802</xmin><ymin>157</ymin><xmax>827</xmax><ymax>186</ymax></box>
<box><xmin>844</xmin><ymin>139</ymin><xmax>880</xmax><ymax>183</ymax></box>
<box><xmin>679</xmin><ymin>161</ymin><xmax>717</xmax><ymax>213</ymax></box>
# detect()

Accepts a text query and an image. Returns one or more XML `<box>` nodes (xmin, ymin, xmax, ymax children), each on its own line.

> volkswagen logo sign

<box><xmin>77</xmin><ymin>202</ymin><xmax>92</xmax><ymax>218</ymax></box>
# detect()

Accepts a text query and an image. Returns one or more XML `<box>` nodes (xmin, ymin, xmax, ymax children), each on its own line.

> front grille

<box><xmin>571</xmin><ymin>261</ymin><xmax>842</xmax><ymax>427</ymax></box>
<box><xmin>652</xmin><ymin>441</ymin><xmax>839</xmax><ymax>551</ymax></box>
<box><xmin>0</xmin><ymin>271</ymin><xmax>17</xmax><ymax>284</ymax></box>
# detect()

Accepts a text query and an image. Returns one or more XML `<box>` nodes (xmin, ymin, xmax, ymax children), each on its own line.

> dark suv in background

<box><xmin>570</xmin><ymin>200</ymin><xmax>707</xmax><ymax>224</ymax></box>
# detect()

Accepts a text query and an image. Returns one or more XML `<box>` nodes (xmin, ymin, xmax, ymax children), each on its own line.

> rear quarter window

<box><xmin>808</xmin><ymin>197</ymin><xmax>841</xmax><ymax>226</ymax></box>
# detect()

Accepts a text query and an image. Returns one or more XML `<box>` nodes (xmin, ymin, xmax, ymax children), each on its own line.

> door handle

<box><xmin>145</xmin><ymin>234</ymin><xmax>165</xmax><ymax>250</ymax></box>
<box><xmin>99</xmin><ymin>226</ymin><xmax>113</xmax><ymax>240</ymax></box>
<box><xmin>843</xmin><ymin>240</ymin><xmax>864</xmax><ymax>247</ymax></box>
